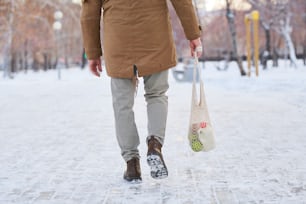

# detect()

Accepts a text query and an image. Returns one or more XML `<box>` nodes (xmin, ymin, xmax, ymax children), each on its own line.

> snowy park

<box><xmin>1</xmin><ymin>0</ymin><xmax>306</xmax><ymax>203</ymax></box>
<box><xmin>1</xmin><ymin>60</ymin><xmax>306</xmax><ymax>204</ymax></box>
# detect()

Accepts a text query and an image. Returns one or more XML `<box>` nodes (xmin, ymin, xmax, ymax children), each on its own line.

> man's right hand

<box><xmin>88</xmin><ymin>58</ymin><xmax>103</xmax><ymax>77</ymax></box>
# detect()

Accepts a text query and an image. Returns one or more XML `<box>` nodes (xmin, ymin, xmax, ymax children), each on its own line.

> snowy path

<box><xmin>0</xmin><ymin>62</ymin><xmax>306</xmax><ymax>204</ymax></box>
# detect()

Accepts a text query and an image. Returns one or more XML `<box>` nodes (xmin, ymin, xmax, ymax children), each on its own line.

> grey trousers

<box><xmin>111</xmin><ymin>70</ymin><xmax>169</xmax><ymax>162</ymax></box>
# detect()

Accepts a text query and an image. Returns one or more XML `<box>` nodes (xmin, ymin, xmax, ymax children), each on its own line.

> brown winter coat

<box><xmin>81</xmin><ymin>0</ymin><xmax>201</xmax><ymax>78</ymax></box>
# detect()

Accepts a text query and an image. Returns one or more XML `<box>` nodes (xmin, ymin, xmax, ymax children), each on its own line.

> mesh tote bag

<box><xmin>188</xmin><ymin>53</ymin><xmax>216</xmax><ymax>152</ymax></box>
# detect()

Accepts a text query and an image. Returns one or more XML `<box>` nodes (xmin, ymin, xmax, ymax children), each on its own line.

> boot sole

<box><xmin>147</xmin><ymin>154</ymin><xmax>168</xmax><ymax>179</ymax></box>
<box><xmin>123</xmin><ymin>178</ymin><xmax>142</xmax><ymax>184</ymax></box>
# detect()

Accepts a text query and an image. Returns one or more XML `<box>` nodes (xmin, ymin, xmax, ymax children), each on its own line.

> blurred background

<box><xmin>0</xmin><ymin>0</ymin><xmax>305</xmax><ymax>78</ymax></box>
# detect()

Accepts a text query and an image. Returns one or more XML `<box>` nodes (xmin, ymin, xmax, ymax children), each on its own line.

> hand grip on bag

<box><xmin>195</xmin><ymin>46</ymin><xmax>203</xmax><ymax>53</ymax></box>
<box><xmin>193</xmin><ymin>46</ymin><xmax>203</xmax><ymax>59</ymax></box>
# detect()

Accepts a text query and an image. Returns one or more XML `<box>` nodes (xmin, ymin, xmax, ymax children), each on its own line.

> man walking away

<box><xmin>80</xmin><ymin>0</ymin><xmax>202</xmax><ymax>182</ymax></box>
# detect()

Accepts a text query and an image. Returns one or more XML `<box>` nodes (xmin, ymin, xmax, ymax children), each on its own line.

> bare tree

<box><xmin>225</xmin><ymin>0</ymin><xmax>246</xmax><ymax>76</ymax></box>
<box><xmin>245</xmin><ymin>0</ymin><xmax>300</xmax><ymax>67</ymax></box>
<box><xmin>0</xmin><ymin>0</ymin><xmax>20</xmax><ymax>78</ymax></box>
<box><xmin>0</xmin><ymin>0</ymin><xmax>83</xmax><ymax>77</ymax></box>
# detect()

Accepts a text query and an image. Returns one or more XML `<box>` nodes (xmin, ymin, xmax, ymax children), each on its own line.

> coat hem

<box><xmin>106</xmin><ymin>62</ymin><xmax>177</xmax><ymax>79</ymax></box>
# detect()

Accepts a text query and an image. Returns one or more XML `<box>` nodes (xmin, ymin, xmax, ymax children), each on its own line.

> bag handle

<box><xmin>193</xmin><ymin>47</ymin><xmax>205</xmax><ymax>106</ymax></box>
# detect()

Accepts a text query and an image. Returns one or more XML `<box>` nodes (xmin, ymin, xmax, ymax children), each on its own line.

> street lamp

<box><xmin>53</xmin><ymin>21</ymin><xmax>62</xmax><ymax>31</ymax></box>
<box><xmin>53</xmin><ymin>11</ymin><xmax>63</xmax><ymax>80</ymax></box>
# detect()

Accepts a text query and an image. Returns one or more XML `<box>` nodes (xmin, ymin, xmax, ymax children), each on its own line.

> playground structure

<box><xmin>245</xmin><ymin>10</ymin><xmax>260</xmax><ymax>77</ymax></box>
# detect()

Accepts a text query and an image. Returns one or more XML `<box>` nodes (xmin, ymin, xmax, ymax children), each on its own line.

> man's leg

<box><xmin>111</xmin><ymin>78</ymin><xmax>140</xmax><ymax>162</ymax></box>
<box><xmin>111</xmin><ymin>78</ymin><xmax>141</xmax><ymax>181</ymax></box>
<box><xmin>143</xmin><ymin>70</ymin><xmax>169</xmax><ymax>144</ymax></box>
<box><xmin>143</xmin><ymin>70</ymin><xmax>169</xmax><ymax>179</ymax></box>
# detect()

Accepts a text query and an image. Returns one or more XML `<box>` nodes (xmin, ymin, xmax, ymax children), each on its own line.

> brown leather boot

<box><xmin>123</xmin><ymin>157</ymin><xmax>142</xmax><ymax>182</ymax></box>
<box><xmin>147</xmin><ymin>136</ymin><xmax>168</xmax><ymax>179</ymax></box>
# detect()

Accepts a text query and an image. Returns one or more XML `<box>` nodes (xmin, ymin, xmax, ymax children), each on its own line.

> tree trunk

<box><xmin>10</xmin><ymin>52</ymin><xmax>16</xmax><ymax>77</ymax></box>
<box><xmin>3</xmin><ymin>0</ymin><xmax>14</xmax><ymax>78</ymax></box>
<box><xmin>303</xmin><ymin>46</ymin><xmax>306</xmax><ymax>66</ymax></box>
<box><xmin>32</xmin><ymin>52</ymin><xmax>40</xmax><ymax>71</ymax></box>
<box><xmin>24</xmin><ymin>40</ymin><xmax>28</xmax><ymax>73</ymax></box>
<box><xmin>43</xmin><ymin>53</ymin><xmax>48</xmax><ymax>71</ymax></box>
<box><xmin>272</xmin><ymin>35</ymin><xmax>282</xmax><ymax>68</ymax></box>
<box><xmin>280</xmin><ymin>15</ymin><xmax>298</xmax><ymax>68</ymax></box>
<box><xmin>265</xmin><ymin>27</ymin><xmax>271</xmax><ymax>54</ymax></box>
<box><xmin>272</xmin><ymin>48</ymin><xmax>279</xmax><ymax>67</ymax></box>
<box><xmin>19</xmin><ymin>52</ymin><xmax>23</xmax><ymax>71</ymax></box>
<box><xmin>53</xmin><ymin>57</ymin><xmax>58</xmax><ymax>69</ymax></box>
<box><xmin>81</xmin><ymin>48</ymin><xmax>87</xmax><ymax>69</ymax></box>
<box><xmin>282</xmin><ymin>32</ymin><xmax>297</xmax><ymax>68</ymax></box>
<box><xmin>225</xmin><ymin>0</ymin><xmax>246</xmax><ymax>76</ymax></box>
<box><xmin>48</xmin><ymin>54</ymin><xmax>52</xmax><ymax>70</ymax></box>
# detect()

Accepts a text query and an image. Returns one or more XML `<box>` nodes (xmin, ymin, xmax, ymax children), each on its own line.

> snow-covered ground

<box><xmin>0</xmin><ymin>60</ymin><xmax>306</xmax><ymax>204</ymax></box>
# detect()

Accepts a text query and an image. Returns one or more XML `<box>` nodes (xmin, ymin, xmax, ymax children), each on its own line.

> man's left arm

<box><xmin>169</xmin><ymin>0</ymin><xmax>202</xmax><ymax>57</ymax></box>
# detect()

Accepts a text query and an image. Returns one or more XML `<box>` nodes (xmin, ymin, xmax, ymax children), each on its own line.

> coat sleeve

<box><xmin>80</xmin><ymin>0</ymin><xmax>103</xmax><ymax>59</ymax></box>
<box><xmin>169</xmin><ymin>0</ymin><xmax>201</xmax><ymax>40</ymax></box>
